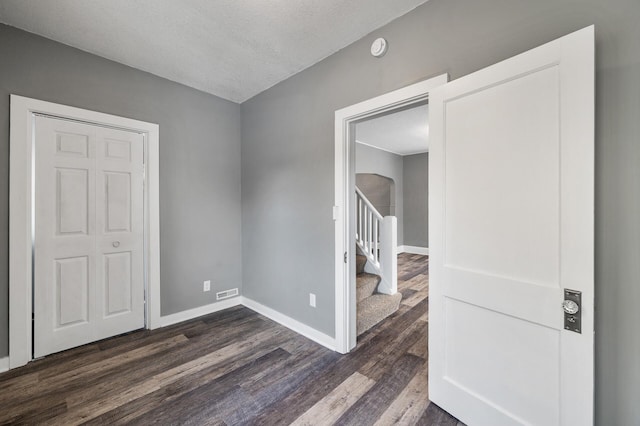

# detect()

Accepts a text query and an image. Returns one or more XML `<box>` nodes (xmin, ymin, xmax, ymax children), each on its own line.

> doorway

<box><xmin>9</xmin><ymin>95</ymin><xmax>161</xmax><ymax>369</ymax></box>
<box><xmin>333</xmin><ymin>74</ymin><xmax>447</xmax><ymax>353</ymax></box>
<box><xmin>352</xmin><ymin>104</ymin><xmax>429</xmax><ymax>339</ymax></box>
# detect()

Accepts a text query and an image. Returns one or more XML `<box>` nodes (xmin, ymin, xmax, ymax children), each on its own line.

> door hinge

<box><xmin>344</xmin><ymin>252</ymin><xmax>347</xmax><ymax>264</ymax></box>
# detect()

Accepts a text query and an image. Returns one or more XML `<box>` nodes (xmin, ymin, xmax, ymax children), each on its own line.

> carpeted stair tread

<box><xmin>356</xmin><ymin>273</ymin><xmax>380</xmax><ymax>302</ymax></box>
<box><xmin>357</xmin><ymin>292</ymin><xmax>403</xmax><ymax>336</ymax></box>
<box><xmin>356</xmin><ymin>254</ymin><xmax>367</xmax><ymax>274</ymax></box>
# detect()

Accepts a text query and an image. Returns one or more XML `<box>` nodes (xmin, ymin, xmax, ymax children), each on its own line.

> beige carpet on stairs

<box><xmin>356</xmin><ymin>254</ymin><xmax>403</xmax><ymax>335</ymax></box>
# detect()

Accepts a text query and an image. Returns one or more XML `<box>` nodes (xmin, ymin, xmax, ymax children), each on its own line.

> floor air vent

<box><xmin>216</xmin><ymin>288</ymin><xmax>239</xmax><ymax>300</ymax></box>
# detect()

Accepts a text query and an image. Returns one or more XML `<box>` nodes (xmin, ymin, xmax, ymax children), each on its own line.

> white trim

<box><xmin>0</xmin><ymin>357</ymin><xmax>8</xmax><ymax>373</ymax></box>
<box><xmin>157</xmin><ymin>297</ymin><xmax>242</xmax><ymax>328</ymax></box>
<box><xmin>334</xmin><ymin>75</ymin><xmax>448</xmax><ymax>354</ymax></box>
<box><xmin>9</xmin><ymin>95</ymin><xmax>160</xmax><ymax>369</ymax></box>
<box><xmin>355</xmin><ymin>139</ymin><xmax>428</xmax><ymax>157</ymax></box>
<box><xmin>241</xmin><ymin>297</ymin><xmax>336</xmax><ymax>351</ymax></box>
<box><xmin>398</xmin><ymin>245</ymin><xmax>429</xmax><ymax>255</ymax></box>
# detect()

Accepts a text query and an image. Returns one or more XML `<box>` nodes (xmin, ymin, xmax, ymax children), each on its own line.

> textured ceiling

<box><xmin>356</xmin><ymin>104</ymin><xmax>429</xmax><ymax>156</ymax></box>
<box><xmin>0</xmin><ymin>0</ymin><xmax>429</xmax><ymax>103</ymax></box>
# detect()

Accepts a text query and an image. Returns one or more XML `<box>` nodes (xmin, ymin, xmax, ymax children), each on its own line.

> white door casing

<box><xmin>429</xmin><ymin>26</ymin><xmax>594</xmax><ymax>426</ymax></box>
<box><xmin>33</xmin><ymin>116</ymin><xmax>145</xmax><ymax>357</ymax></box>
<box><xmin>334</xmin><ymin>75</ymin><xmax>448</xmax><ymax>354</ymax></box>
<box><xmin>9</xmin><ymin>95</ymin><xmax>161</xmax><ymax>369</ymax></box>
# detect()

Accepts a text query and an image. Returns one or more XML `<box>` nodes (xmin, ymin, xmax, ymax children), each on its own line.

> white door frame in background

<box><xmin>9</xmin><ymin>95</ymin><xmax>161</xmax><ymax>369</ymax></box>
<box><xmin>333</xmin><ymin>74</ymin><xmax>448</xmax><ymax>353</ymax></box>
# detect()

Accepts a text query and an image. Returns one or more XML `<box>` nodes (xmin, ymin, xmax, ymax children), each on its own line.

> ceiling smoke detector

<box><xmin>370</xmin><ymin>38</ymin><xmax>388</xmax><ymax>58</ymax></box>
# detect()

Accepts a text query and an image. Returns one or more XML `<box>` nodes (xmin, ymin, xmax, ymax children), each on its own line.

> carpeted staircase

<box><xmin>356</xmin><ymin>254</ymin><xmax>402</xmax><ymax>335</ymax></box>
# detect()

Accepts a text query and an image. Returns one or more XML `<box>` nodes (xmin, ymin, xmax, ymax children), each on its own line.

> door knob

<box><xmin>562</xmin><ymin>299</ymin><xmax>579</xmax><ymax>315</ymax></box>
<box><xmin>112</xmin><ymin>241</ymin><xmax>120</xmax><ymax>248</ymax></box>
<box><xmin>563</xmin><ymin>289</ymin><xmax>582</xmax><ymax>333</ymax></box>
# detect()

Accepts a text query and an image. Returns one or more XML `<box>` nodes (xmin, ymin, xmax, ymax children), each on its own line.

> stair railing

<box><xmin>356</xmin><ymin>187</ymin><xmax>382</xmax><ymax>268</ymax></box>
<box><xmin>355</xmin><ymin>187</ymin><xmax>397</xmax><ymax>295</ymax></box>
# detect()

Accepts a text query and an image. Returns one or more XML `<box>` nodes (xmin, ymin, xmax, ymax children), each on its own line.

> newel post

<box><xmin>378</xmin><ymin>216</ymin><xmax>397</xmax><ymax>295</ymax></box>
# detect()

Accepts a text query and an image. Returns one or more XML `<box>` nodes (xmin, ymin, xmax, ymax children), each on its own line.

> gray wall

<box><xmin>355</xmin><ymin>174</ymin><xmax>395</xmax><ymax>217</ymax></box>
<box><xmin>403</xmin><ymin>153</ymin><xmax>428</xmax><ymax>248</ymax></box>
<box><xmin>0</xmin><ymin>24</ymin><xmax>243</xmax><ymax>356</ymax></box>
<box><xmin>241</xmin><ymin>0</ymin><xmax>640</xmax><ymax>423</ymax></box>
<box><xmin>355</xmin><ymin>142</ymin><xmax>404</xmax><ymax>244</ymax></box>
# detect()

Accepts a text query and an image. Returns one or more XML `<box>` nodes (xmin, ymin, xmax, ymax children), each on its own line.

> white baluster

<box><xmin>358</xmin><ymin>198</ymin><xmax>362</xmax><ymax>245</ymax></box>
<box><xmin>368</xmin><ymin>210</ymin><xmax>373</xmax><ymax>258</ymax></box>
<box><xmin>373</xmin><ymin>217</ymin><xmax>379</xmax><ymax>265</ymax></box>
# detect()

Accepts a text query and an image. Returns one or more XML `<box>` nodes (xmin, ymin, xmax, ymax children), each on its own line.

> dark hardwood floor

<box><xmin>0</xmin><ymin>253</ymin><xmax>461</xmax><ymax>425</ymax></box>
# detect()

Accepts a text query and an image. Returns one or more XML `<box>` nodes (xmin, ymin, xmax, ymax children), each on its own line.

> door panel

<box><xmin>105</xmin><ymin>172</ymin><xmax>132</xmax><ymax>233</ymax></box>
<box><xmin>429</xmin><ymin>26</ymin><xmax>594</xmax><ymax>425</ymax></box>
<box><xmin>34</xmin><ymin>116</ymin><xmax>144</xmax><ymax>358</ymax></box>
<box><xmin>56</xmin><ymin>168</ymin><xmax>89</xmax><ymax>235</ymax></box>
<box><xmin>55</xmin><ymin>256</ymin><xmax>90</xmax><ymax>327</ymax></box>
<box><xmin>104</xmin><ymin>252</ymin><xmax>132</xmax><ymax>316</ymax></box>
<box><xmin>444</xmin><ymin>66</ymin><xmax>560</xmax><ymax>287</ymax></box>
<box><xmin>444</xmin><ymin>298</ymin><xmax>560</xmax><ymax>425</ymax></box>
<box><xmin>56</xmin><ymin>132</ymin><xmax>89</xmax><ymax>157</ymax></box>
<box><xmin>105</xmin><ymin>138</ymin><xmax>132</xmax><ymax>161</ymax></box>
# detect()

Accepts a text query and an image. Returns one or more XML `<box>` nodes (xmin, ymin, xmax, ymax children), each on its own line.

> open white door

<box><xmin>429</xmin><ymin>26</ymin><xmax>594</xmax><ymax>425</ymax></box>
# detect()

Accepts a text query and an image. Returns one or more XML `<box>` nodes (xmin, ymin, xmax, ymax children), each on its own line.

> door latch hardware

<box><xmin>563</xmin><ymin>289</ymin><xmax>582</xmax><ymax>333</ymax></box>
<box><xmin>344</xmin><ymin>252</ymin><xmax>347</xmax><ymax>264</ymax></box>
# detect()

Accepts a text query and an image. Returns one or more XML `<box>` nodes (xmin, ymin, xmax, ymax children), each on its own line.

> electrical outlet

<box><xmin>309</xmin><ymin>293</ymin><xmax>316</xmax><ymax>308</ymax></box>
<box><xmin>203</xmin><ymin>280</ymin><xmax>211</xmax><ymax>292</ymax></box>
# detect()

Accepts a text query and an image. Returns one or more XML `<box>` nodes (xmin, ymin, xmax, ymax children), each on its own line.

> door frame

<box><xmin>9</xmin><ymin>95</ymin><xmax>161</xmax><ymax>369</ymax></box>
<box><xmin>333</xmin><ymin>74</ymin><xmax>447</xmax><ymax>353</ymax></box>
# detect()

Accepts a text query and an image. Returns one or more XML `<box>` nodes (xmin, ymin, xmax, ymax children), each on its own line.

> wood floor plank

<box><xmin>407</xmin><ymin>275</ymin><xmax>429</xmax><ymax>292</ymax></box>
<box><xmin>358</xmin><ymin>319</ymin><xmax>425</xmax><ymax>381</ymax></box>
<box><xmin>0</xmin><ymin>343</ymin><xmax>101</xmax><ymax>383</ymax></box>
<box><xmin>400</xmin><ymin>287</ymin><xmax>418</xmax><ymax>300</ymax></box>
<box><xmin>417</xmin><ymin>402</ymin><xmax>461</xmax><ymax>426</ymax></box>
<box><xmin>398</xmin><ymin>255</ymin><xmax>429</xmax><ymax>281</ymax></box>
<box><xmin>290</xmin><ymin>372</ymin><xmax>376</xmax><ymax>426</ymax></box>
<box><xmin>65</xmin><ymin>317</ymin><xmax>275</xmax><ymax>410</ymax></box>
<box><xmin>374</xmin><ymin>359</ymin><xmax>430</xmax><ymax>426</ymax></box>
<box><xmin>407</xmin><ymin>320</ymin><xmax>429</xmax><ymax>359</ymax></box>
<box><xmin>247</xmin><ymin>304</ymin><xmax>430</xmax><ymax>426</ymax></box>
<box><xmin>123</xmin><ymin>348</ymin><xmax>292</xmax><ymax>425</ymax></box>
<box><xmin>0</xmin><ymin>371</ymin><xmax>39</xmax><ymax>395</ymax></box>
<box><xmin>248</xmin><ymin>350</ymin><xmax>364</xmax><ymax>425</ymax></box>
<box><xmin>4</xmin><ymin>400</ymin><xmax>69</xmax><ymax>425</ymax></box>
<box><xmin>0</xmin><ymin>254</ymin><xmax>464</xmax><ymax>426</ymax></box>
<box><xmin>334</xmin><ymin>353</ymin><xmax>424</xmax><ymax>425</ymax></box>
<box><xmin>402</xmin><ymin>288</ymin><xmax>429</xmax><ymax>307</ymax></box>
<box><xmin>209</xmin><ymin>350</ymin><xmax>339</xmax><ymax>425</ymax></box>
<box><xmin>93</xmin><ymin>319</ymin><xmax>208</xmax><ymax>352</ymax></box>
<box><xmin>0</xmin><ymin>334</ymin><xmax>190</xmax><ymax>420</ymax></box>
<box><xmin>57</xmin><ymin>327</ymin><xmax>290</xmax><ymax>424</ymax></box>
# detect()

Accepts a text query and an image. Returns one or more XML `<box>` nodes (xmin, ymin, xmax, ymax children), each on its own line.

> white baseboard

<box><xmin>241</xmin><ymin>296</ymin><xmax>336</xmax><ymax>351</ymax></box>
<box><xmin>157</xmin><ymin>297</ymin><xmax>242</xmax><ymax>328</ymax></box>
<box><xmin>0</xmin><ymin>356</ymin><xmax>8</xmax><ymax>373</ymax></box>
<box><xmin>398</xmin><ymin>245</ymin><xmax>429</xmax><ymax>255</ymax></box>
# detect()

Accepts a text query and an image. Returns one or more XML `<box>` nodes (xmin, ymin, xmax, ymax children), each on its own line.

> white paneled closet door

<box><xmin>34</xmin><ymin>116</ymin><xmax>145</xmax><ymax>358</ymax></box>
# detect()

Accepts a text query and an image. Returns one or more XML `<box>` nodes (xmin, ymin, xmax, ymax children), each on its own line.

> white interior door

<box><xmin>428</xmin><ymin>26</ymin><xmax>594</xmax><ymax>425</ymax></box>
<box><xmin>34</xmin><ymin>116</ymin><xmax>145</xmax><ymax>358</ymax></box>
